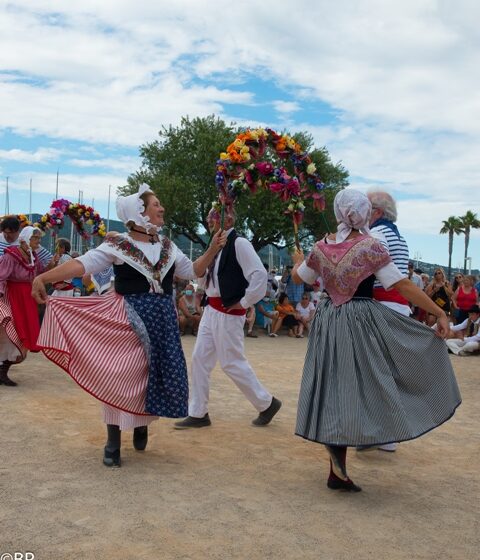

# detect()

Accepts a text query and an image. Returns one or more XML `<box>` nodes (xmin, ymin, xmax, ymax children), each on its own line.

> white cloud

<box><xmin>1</xmin><ymin>0</ymin><xmax>480</xmax><ymax>263</ymax></box>
<box><xmin>0</xmin><ymin>147</ymin><xmax>62</xmax><ymax>163</ymax></box>
<box><xmin>7</xmin><ymin>171</ymin><xmax>126</xmax><ymax>201</ymax></box>
<box><xmin>67</xmin><ymin>156</ymin><xmax>141</xmax><ymax>173</ymax></box>
<box><xmin>273</xmin><ymin>101</ymin><xmax>300</xmax><ymax>114</ymax></box>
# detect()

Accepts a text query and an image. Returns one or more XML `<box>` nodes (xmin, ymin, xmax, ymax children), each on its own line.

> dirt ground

<box><xmin>0</xmin><ymin>333</ymin><xmax>478</xmax><ymax>560</ymax></box>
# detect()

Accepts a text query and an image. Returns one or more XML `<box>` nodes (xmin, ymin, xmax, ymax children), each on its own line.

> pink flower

<box><xmin>255</xmin><ymin>162</ymin><xmax>274</xmax><ymax>176</ymax></box>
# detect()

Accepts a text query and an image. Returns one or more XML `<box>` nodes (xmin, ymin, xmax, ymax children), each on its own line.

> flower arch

<box><xmin>35</xmin><ymin>199</ymin><xmax>106</xmax><ymax>239</ymax></box>
<box><xmin>215</xmin><ymin>128</ymin><xmax>328</xmax><ymax>248</ymax></box>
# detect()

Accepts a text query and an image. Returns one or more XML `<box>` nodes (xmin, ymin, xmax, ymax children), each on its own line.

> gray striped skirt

<box><xmin>296</xmin><ymin>298</ymin><xmax>461</xmax><ymax>447</ymax></box>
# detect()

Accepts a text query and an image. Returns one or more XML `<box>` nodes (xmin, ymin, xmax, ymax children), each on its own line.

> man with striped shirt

<box><xmin>0</xmin><ymin>216</ymin><xmax>53</xmax><ymax>268</ymax></box>
<box><xmin>368</xmin><ymin>191</ymin><xmax>410</xmax><ymax>317</ymax></box>
<box><xmin>361</xmin><ymin>190</ymin><xmax>410</xmax><ymax>453</ymax></box>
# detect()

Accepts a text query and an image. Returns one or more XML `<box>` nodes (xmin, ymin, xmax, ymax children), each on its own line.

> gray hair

<box><xmin>367</xmin><ymin>190</ymin><xmax>398</xmax><ymax>222</ymax></box>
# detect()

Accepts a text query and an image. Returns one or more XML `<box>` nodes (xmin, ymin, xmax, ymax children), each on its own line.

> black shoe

<box><xmin>133</xmin><ymin>426</ymin><xmax>148</xmax><ymax>451</ymax></box>
<box><xmin>327</xmin><ymin>478</ymin><xmax>362</xmax><ymax>492</ymax></box>
<box><xmin>0</xmin><ymin>377</ymin><xmax>17</xmax><ymax>386</ymax></box>
<box><xmin>103</xmin><ymin>447</ymin><xmax>121</xmax><ymax>468</ymax></box>
<box><xmin>356</xmin><ymin>445</ymin><xmax>377</xmax><ymax>452</ymax></box>
<box><xmin>174</xmin><ymin>414</ymin><xmax>211</xmax><ymax>430</ymax></box>
<box><xmin>252</xmin><ymin>397</ymin><xmax>282</xmax><ymax>426</ymax></box>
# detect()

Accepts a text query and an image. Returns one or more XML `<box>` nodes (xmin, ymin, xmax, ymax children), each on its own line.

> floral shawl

<box><xmin>100</xmin><ymin>235</ymin><xmax>176</xmax><ymax>294</ymax></box>
<box><xmin>306</xmin><ymin>235</ymin><xmax>391</xmax><ymax>306</ymax></box>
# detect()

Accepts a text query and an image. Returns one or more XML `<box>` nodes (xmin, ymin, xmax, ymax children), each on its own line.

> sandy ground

<box><xmin>0</xmin><ymin>333</ymin><xmax>478</xmax><ymax>560</ymax></box>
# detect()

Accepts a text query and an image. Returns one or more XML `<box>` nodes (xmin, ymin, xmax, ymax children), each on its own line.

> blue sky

<box><xmin>1</xmin><ymin>1</ymin><xmax>479</xmax><ymax>269</ymax></box>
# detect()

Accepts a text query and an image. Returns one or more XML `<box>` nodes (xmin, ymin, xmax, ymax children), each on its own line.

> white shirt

<box><xmin>201</xmin><ymin>229</ymin><xmax>267</xmax><ymax>309</ymax></box>
<box><xmin>296</xmin><ymin>301</ymin><xmax>315</xmax><ymax>318</ymax></box>
<box><xmin>78</xmin><ymin>235</ymin><xmax>194</xmax><ymax>279</ymax></box>
<box><xmin>451</xmin><ymin>317</ymin><xmax>480</xmax><ymax>343</ymax></box>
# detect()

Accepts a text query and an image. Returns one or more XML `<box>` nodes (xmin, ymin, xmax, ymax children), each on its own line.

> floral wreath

<box><xmin>0</xmin><ymin>214</ymin><xmax>33</xmax><ymax>228</ymax></box>
<box><xmin>35</xmin><ymin>198</ymin><xmax>106</xmax><ymax>239</ymax></box>
<box><xmin>215</xmin><ymin>128</ymin><xmax>327</xmax><ymax>247</ymax></box>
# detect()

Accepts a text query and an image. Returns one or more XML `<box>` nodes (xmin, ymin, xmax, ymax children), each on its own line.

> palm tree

<box><xmin>440</xmin><ymin>216</ymin><xmax>463</xmax><ymax>280</ymax></box>
<box><xmin>459</xmin><ymin>211</ymin><xmax>480</xmax><ymax>274</ymax></box>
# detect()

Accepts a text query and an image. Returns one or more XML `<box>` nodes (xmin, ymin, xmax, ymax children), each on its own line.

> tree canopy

<box><xmin>120</xmin><ymin>115</ymin><xmax>349</xmax><ymax>250</ymax></box>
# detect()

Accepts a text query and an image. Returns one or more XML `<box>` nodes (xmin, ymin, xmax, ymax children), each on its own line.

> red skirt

<box><xmin>0</xmin><ymin>281</ymin><xmax>39</xmax><ymax>358</ymax></box>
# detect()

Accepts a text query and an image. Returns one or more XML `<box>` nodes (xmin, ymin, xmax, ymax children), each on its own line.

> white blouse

<box><xmin>78</xmin><ymin>235</ymin><xmax>195</xmax><ymax>279</ymax></box>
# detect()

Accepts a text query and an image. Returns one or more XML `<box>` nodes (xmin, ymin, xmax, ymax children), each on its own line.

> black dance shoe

<box><xmin>103</xmin><ymin>447</ymin><xmax>121</xmax><ymax>468</ymax></box>
<box><xmin>133</xmin><ymin>426</ymin><xmax>148</xmax><ymax>451</ymax></box>
<box><xmin>174</xmin><ymin>414</ymin><xmax>211</xmax><ymax>429</ymax></box>
<box><xmin>252</xmin><ymin>397</ymin><xmax>282</xmax><ymax>426</ymax></box>
<box><xmin>327</xmin><ymin>477</ymin><xmax>362</xmax><ymax>492</ymax></box>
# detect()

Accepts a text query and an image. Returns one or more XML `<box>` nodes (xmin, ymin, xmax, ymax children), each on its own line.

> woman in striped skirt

<box><xmin>291</xmin><ymin>190</ymin><xmax>461</xmax><ymax>492</ymax></box>
<box><xmin>32</xmin><ymin>184</ymin><xmax>226</xmax><ymax>468</ymax></box>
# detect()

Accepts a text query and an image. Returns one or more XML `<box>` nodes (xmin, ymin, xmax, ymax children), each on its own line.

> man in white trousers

<box><xmin>175</xmin><ymin>209</ymin><xmax>281</xmax><ymax>429</ymax></box>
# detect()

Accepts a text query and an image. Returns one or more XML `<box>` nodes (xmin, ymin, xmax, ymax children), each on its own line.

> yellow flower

<box><xmin>241</xmin><ymin>152</ymin><xmax>251</xmax><ymax>161</ymax></box>
<box><xmin>249</xmin><ymin>130</ymin><xmax>259</xmax><ymax>141</ymax></box>
<box><xmin>220</xmin><ymin>152</ymin><xmax>229</xmax><ymax>160</ymax></box>
<box><xmin>285</xmin><ymin>136</ymin><xmax>296</xmax><ymax>149</ymax></box>
<box><xmin>41</xmin><ymin>216</ymin><xmax>47</xmax><ymax>223</ymax></box>
<box><xmin>240</xmin><ymin>146</ymin><xmax>250</xmax><ymax>155</ymax></box>
<box><xmin>233</xmin><ymin>138</ymin><xmax>245</xmax><ymax>149</ymax></box>
<box><xmin>306</xmin><ymin>163</ymin><xmax>317</xmax><ymax>174</ymax></box>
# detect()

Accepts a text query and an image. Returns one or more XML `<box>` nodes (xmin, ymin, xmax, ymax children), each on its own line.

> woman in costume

<box><xmin>32</xmin><ymin>184</ymin><xmax>226</xmax><ymax>467</ymax></box>
<box><xmin>292</xmin><ymin>190</ymin><xmax>461</xmax><ymax>492</ymax></box>
<box><xmin>0</xmin><ymin>226</ymin><xmax>44</xmax><ymax>386</ymax></box>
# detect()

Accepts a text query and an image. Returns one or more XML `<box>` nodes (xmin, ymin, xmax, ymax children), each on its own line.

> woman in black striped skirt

<box><xmin>292</xmin><ymin>190</ymin><xmax>461</xmax><ymax>492</ymax></box>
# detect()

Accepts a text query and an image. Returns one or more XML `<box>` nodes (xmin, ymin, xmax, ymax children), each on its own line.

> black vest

<box><xmin>114</xmin><ymin>262</ymin><xmax>175</xmax><ymax>295</ymax></box>
<box><xmin>217</xmin><ymin>230</ymin><xmax>249</xmax><ymax>307</ymax></box>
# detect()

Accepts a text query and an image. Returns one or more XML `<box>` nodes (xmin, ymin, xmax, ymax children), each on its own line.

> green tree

<box><xmin>121</xmin><ymin>117</ymin><xmax>348</xmax><ymax>251</ymax></box>
<box><xmin>459</xmin><ymin>211</ymin><xmax>480</xmax><ymax>274</ymax></box>
<box><xmin>439</xmin><ymin>216</ymin><xmax>463</xmax><ymax>280</ymax></box>
<box><xmin>121</xmin><ymin>115</ymin><xmax>236</xmax><ymax>248</ymax></box>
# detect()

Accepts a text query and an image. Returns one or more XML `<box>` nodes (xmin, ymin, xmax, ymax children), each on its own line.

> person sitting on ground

<box><xmin>178</xmin><ymin>283</ymin><xmax>201</xmax><ymax>335</ymax></box>
<box><xmin>270</xmin><ymin>293</ymin><xmax>299</xmax><ymax>337</ymax></box>
<box><xmin>310</xmin><ymin>279</ymin><xmax>324</xmax><ymax>306</ymax></box>
<box><xmin>445</xmin><ymin>304</ymin><xmax>480</xmax><ymax>356</ymax></box>
<box><xmin>255</xmin><ymin>291</ymin><xmax>279</xmax><ymax>334</ymax></box>
<box><xmin>295</xmin><ymin>293</ymin><xmax>315</xmax><ymax>337</ymax></box>
<box><xmin>245</xmin><ymin>305</ymin><xmax>257</xmax><ymax>338</ymax></box>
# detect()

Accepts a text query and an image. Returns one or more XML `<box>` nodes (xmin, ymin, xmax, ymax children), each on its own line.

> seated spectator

<box><xmin>295</xmin><ymin>294</ymin><xmax>315</xmax><ymax>337</ymax></box>
<box><xmin>310</xmin><ymin>279</ymin><xmax>324</xmax><ymax>306</ymax></box>
<box><xmin>178</xmin><ymin>283</ymin><xmax>201</xmax><ymax>335</ymax></box>
<box><xmin>195</xmin><ymin>286</ymin><xmax>206</xmax><ymax>312</ymax></box>
<box><xmin>255</xmin><ymin>292</ymin><xmax>279</xmax><ymax>334</ymax></box>
<box><xmin>270</xmin><ymin>293</ymin><xmax>299</xmax><ymax>338</ymax></box>
<box><xmin>245</xmin><ymin>306</ymin><xmax>257</xmax><ymax>338</ymax></box>
<box><xmin>445</xmin><ymin>305</ymin><xmax>480</xmax><ymax>356</ymax></box>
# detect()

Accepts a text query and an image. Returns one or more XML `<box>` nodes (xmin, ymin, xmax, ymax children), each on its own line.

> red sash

<box><xmin>207</xmin><ymin>297</ymin><xmax>246</xmax><ymax>316</ymax></box>
<box><xmin>373</xmin><ymin>287</ymin><xmax>409</xmax><ymax>306</ymax></box>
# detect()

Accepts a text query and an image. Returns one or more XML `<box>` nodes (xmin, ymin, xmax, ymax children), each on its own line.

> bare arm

<box><xmin>32</xmin><ymin>260</ymin><xmax>86</xmax><ymax>303</ymax></box>
<box><xmin>392</xmin><ymin>278</ymin><xmax>449</xmax><ymax>337</ymax></box>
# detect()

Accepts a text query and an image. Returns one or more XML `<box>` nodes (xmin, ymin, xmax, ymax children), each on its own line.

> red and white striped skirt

<box><xmin>38</xmin><ymin>291</ymin><xmax>151</xmax><ymax>416</ymax></box>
